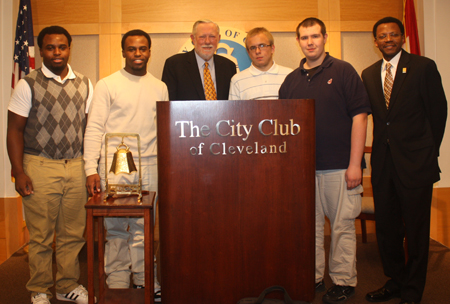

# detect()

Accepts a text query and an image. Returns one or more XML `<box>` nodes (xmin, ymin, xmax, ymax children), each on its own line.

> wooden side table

<box><xmin>85</xmin><ymin>191</ymin><xmax>155</xmax><ymax>304</ymax></box>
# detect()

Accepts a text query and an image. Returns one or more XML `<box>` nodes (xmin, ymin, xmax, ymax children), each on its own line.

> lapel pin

<box><xmin>403</xmin><ymin>67</ymin><xmax>407</xmax><ymax>73</ymax></box>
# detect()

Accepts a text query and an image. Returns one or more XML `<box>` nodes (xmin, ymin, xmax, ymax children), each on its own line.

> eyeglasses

<box><xmin>196</xmin><ymin>35</ymin><xmax>218</xmax><ymax>42</ymax></box>
<box><xmin>376</xmin><ymin>33</ymin><xmax>402</xmax><ymax>40</ymax></box>
<box><xmin>248</xmin><ymin>44</ymin><xmax>272</xmax><ymax>52</ymax></box>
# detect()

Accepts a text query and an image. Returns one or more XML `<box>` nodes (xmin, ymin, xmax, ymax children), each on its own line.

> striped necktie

<box><xmin>204</xmin><ymin>62</ymin><xmax>217</xmax><ymax>100</ymax></box>
<box><xmin>384</xmin><ymin>63</ymin><xmax>393</xmax><ymax>109</ymax></box>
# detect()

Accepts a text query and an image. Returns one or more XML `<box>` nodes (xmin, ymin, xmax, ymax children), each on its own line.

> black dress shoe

<box><xmin>323</xmin><ymin>285</ymin><xmax>355</xmax><ymax>304</ymax></box>
<box><xmin>366</xmin><ymin>287</ymin><xmax>400</xmax><ymax>302</ymax></box>
<box><xmin>399</xmin><ymin>301</ymin><xmax>420</xmax><ymax>304</ymax></box>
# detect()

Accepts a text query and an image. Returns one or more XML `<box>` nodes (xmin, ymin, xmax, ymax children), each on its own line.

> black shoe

<box><xmin>133</xmin><ymin>284</ymin><xmax>144</xmax><ymax>289</ymax></box>
<box><xmin>316</xmin><ymin>280</ymin><xmax>326</xmax><ymax>293</ymax></box>
<box><xmin>366</xmin><ymin>287</ymin><xmax>400</xmax><ymax>302</ymax></box>
<box><xmin>322</xmin><ymin>285</ymin><xmax>355</xmax><ymax>304</ymax></box>
<box><xmin>399</xmin><ymin>301</ymin><xmax>420</xmax><ymax>304</ymax></box>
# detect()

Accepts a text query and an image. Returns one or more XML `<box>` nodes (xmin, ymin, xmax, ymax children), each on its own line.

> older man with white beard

<box><xmin>162</xmin><ymin>19</ymin><xmax>236</xmax><ymax>101</ymax></box>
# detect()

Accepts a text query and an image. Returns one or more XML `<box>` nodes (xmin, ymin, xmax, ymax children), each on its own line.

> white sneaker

<box><xmin>31</xmin><ymin>293</ymin><xmax>50</xmax><ymax>304</ymax></box>
<box><xmin>56</xmin><ymin>285</ymin><xmax>95</xmax><ymax>304</ymax></box>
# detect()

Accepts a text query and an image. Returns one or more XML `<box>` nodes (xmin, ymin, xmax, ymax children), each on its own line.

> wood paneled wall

<box><xmin>0</xmin><ymin>197</ymin><xmax>28</xmax><ymax>264</ymax></box>
<box><xmin>340</xmin><ymin>0</ymin><xmax>403</xmax><ymax>31</ymax></box>
<box><xmin>30</xmin><ymin>0</ymin><xmax>402</xmax><ymax>78</ymax></box>
<box><xmin>31</xmin><ymin>0</ymin><xmax>402</xmax><ymax>33</ymax></box>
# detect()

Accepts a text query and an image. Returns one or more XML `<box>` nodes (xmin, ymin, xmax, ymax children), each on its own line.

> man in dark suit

<box><xmin>361</xmin><ymin>17</ymin><xmax>447</xmax><ymax>304</ymax></box>
<box><xmin>162</xmin><ymin>19</ymin><xmax>236</xmax><ymax>100</ymax></box>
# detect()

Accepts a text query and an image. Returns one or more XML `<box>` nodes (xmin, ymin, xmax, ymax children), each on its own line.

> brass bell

<box><xmin>109</xmin><ymin>140</ymin><xmax>137</xmax><ymax>175</ymax></box>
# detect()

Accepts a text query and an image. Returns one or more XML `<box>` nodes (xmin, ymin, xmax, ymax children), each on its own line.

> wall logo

<box><xmin>179</xmin><ymin>27</ymin><xmax>251</xmax><ymax>72</ymax></box>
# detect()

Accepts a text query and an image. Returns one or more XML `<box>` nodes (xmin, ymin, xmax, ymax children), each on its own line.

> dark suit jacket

<box><xmin>161</xmin><ymin>50</ymin><xmax>236</xmax><ymax>100</ymax></box>
<box><xmin>361</xmin><ymin>50</ymin><xmax>447</xmax><ymax>188</ymax></box>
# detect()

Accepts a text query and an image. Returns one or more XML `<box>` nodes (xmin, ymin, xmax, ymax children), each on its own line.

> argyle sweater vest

<box><xmin>23</xmin><ymin>68</ymin><xmax>89</xmax><ymax>159</ymax></box>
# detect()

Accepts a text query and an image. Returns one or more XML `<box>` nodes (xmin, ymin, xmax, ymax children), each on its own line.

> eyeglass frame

<box><xmin>247</xmin><ymin>43</ymin><xmax>272</xmax><ymax>52</ymax></box>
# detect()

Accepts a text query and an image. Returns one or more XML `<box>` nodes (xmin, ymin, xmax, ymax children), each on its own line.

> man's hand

<box><xmin>345</xmin><ymin>164</ymin><xmax>362</xmax><ymax>190</ymax></box>
<box><xmin>14</xmin><ymin>172</ymin><xmax>34</xmax><ymax>197</ymax></box>
<box><xmin>86</xmin><ymin>174</ymin><xmax>101</xmax><ymax>196</ymax></box>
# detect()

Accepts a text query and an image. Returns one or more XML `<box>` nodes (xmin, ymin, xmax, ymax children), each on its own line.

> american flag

<box><xmin>11</xmin><ymin>0</ymin><xmax>35</xmax><ymax>89</ymax></box>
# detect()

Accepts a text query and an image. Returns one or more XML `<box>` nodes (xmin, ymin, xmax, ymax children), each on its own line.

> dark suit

<box><xmin>162</xmin><ymin>50</ymin><xmax>236</xmax><ymax>100</ymax></box>
<box><xmin>362</xmin><ymin>50</ymin><xmax>447</xmax><ymax>302</ymax></box>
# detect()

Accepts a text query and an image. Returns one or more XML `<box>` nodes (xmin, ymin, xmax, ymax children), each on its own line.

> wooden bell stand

<box><xmin>85</xmin><ymin>191</ymin><xmax>156</xmax><ymax>304</ymax></box>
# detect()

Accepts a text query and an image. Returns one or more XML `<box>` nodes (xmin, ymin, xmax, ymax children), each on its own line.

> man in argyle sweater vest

<box><xmin>7</xmin><ymin>26</ymin><xmax>94</xmax><ymax>304</ymax></box>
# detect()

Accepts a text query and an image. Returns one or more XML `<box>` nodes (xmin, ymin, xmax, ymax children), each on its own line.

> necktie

<box><xmin>204</xmin><ymin>62</ymin><xmax>217</xmax><ymax>100</ymax></box>
<box><xmin>384</xmin><ymin>63</ymin><xmax>393</xmax><ymax>109</ymax></box>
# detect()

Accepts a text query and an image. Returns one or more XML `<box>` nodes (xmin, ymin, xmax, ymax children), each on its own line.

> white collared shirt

<box><xmin>381</xmin><ymin>49</ymin><xmax>402</xmax><ymax>88</ymax></box>
<box><xmin>228</xmin><ymin>62</ymin><xmax>293</xmax><ymax>100</ymax></box>
<box><xmin>42</xmin><ymin>62</ymin><xmax>76</xmax><ymax>83</ymax></box>
<box><xmin>9</xmin><ymin>63</ymin><xmax>93</xmax><ymax>117</ymax></box>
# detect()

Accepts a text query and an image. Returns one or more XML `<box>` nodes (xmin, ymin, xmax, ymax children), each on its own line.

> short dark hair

<box><xmin>296</xmin><ymin>17</ymin><xmax>326</xmax><ymax>39</ymax></box>
<box><xmin>37</xmin><ymin>26</ymin><xmax>72</xmax><ymax>48</ymax></box>
<box><xmin>373</xmin><ymin>17</ymin><xmax>405</xmax><ymax>38</ymax></box>
<box><xmin>122</xmin><ymin>30</ymin><xmax>152</xmax><ymax>50</ymax></box>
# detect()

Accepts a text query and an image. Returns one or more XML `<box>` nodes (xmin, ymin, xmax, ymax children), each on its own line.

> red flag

<box><xmin>403</xmin><ymin>0</ymin><xmax>421</xmax><ymax>55</ymax></box>
<box><xmin>12</xmin><ymin>0</ymin><xmax>35</xmax><ymax>89</ymax></box>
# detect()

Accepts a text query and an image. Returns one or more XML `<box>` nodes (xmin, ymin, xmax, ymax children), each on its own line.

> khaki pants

<box><xmin>315</xmin><ymin>169</ymin><xmax>362</xmax><ymax>287</ymax></box>
<box><xmin>22</xmin><ymin>154</ymin><xmax>87</xmax><ymax>298</ymax></box>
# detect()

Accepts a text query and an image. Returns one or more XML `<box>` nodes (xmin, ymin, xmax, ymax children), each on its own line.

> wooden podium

<box><xmin>157</xmin><ymin>99</ymin><xmax>315</xmax><ymax>303</ymax></box>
